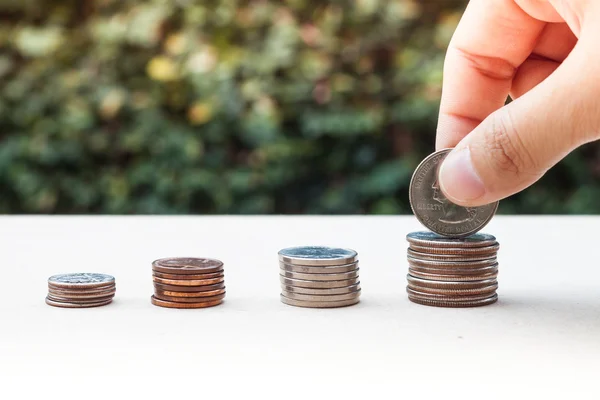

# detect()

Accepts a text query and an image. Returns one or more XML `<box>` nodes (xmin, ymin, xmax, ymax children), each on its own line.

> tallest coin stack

<box><xmin>408</xmin><ymin>149</ymin><xmax>501</xmax><ymax>308</ymax></box>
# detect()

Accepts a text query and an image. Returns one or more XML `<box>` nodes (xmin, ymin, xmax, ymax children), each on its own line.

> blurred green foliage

<box><xmin>0</xmin><ymin>0</ymin><xmax>598</xmax><ymax>214</ymax></box>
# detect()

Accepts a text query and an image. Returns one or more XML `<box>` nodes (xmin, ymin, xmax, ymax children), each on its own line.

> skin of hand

<box><xmin>436</xmin><ymin>0</ymin><xmax>600</xmax><ymax>207</ymax></box>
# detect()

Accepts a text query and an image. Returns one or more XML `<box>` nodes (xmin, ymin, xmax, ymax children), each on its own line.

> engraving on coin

<box><xmin>278</xmin><ymin>246</ymin><xmax>357</xmax><ymax>266</ymax></box>
<box><xmin>48</xmin><ymin>273</ymin><xmax>115</xmax><ymax>287</ymax></box>
<box><xmin>409</xmin><ymin>150</ymin><xmax>498</xmax><ymax>237</ymax></box>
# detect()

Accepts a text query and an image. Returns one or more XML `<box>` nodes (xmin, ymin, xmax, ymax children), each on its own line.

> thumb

<box><xmin>438</xmin><ymin>35</ymin><xmax>600</xmax><ymax>207</ymax></box>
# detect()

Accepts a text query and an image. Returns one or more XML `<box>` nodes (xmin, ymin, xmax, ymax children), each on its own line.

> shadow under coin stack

<box><xmin>46</xmin><ymin>273</ymin><xmax>116</xmax><ymax>308</ymax></box>
<box><xmin>151</xmin><ymin>257</ymin><xmax>226</xmax><ymax>309</ymax></box>
<box><xmin>406</xmin><ymin>232</ymin><xmax>499</xmax><ymax>307</ymax></box>
<box><xmin>279</xmin><ymin>246</ymin><xmax>361</xmax><ymax>308</ymax></box>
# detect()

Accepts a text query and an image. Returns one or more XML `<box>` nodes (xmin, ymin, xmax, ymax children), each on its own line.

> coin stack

<box><xmin>279</xmin><ymin>246</ymin><xmax>361</xmax><ymax>308</ymax></box>
<box><xmin>406</xmin><ymin>232</ymin><xmax>499</xmax><ymax>307</ymax></box>
<box><xmin>151</xmin><ymin>257</ymin><xmax>226</xmax><ymax>309</ymax></box>
<box><xmin>46</xmin><ymin>273</ymin><xmax>116</xmax><ymax>308</ymax></box>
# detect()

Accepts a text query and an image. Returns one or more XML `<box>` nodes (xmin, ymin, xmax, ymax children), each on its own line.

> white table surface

<box><xmin>1</xmin><ymin>216</ymin><xmax>599</xmax><ymax>398</ymax></box>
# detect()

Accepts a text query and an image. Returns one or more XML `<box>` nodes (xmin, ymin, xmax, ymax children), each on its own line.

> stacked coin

<box><xmin>279</xmin><ymin>246</ymin><xmax>361</xmax><ymax>308</ymax></box>
<box><xmin>406</xmin><ymin>231</ymin><xmax>499</xmax><ymax>307</ymax></box>
<box><xmin>151</xmin><ymin>257</ymin><xmax>225</xmax><ymax>309</ymax></box>
<box><xmin>46</xmin><ymin>273</ymin><xmax>116</xmax><ymax>308</ymax></box>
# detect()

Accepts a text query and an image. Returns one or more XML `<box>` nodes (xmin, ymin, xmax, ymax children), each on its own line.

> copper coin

<box><xmin>280</xmin><ymin>283</ymin><xmax>361</xmax><ymax>295</ymax></box>
<box><xmin>407</xmin><ymin>282</ymin><xmax>498</xmax><ymax>296</ymax></box>
<box><xmin>279</xmin><ymin>261</ymin><xmax>358</xmax><ymax>274</ymax></box>
<box><xmin>407</xmin><ymin>249</ymin><xmax>496</xmax><ymax>262</ymax></box>
<box><xmin>45</xmin><ymin>297</ymin><xmax>113</xmax><ymax>308</ymax></box>
<box><xmin>281</xmin><ymin>290</ymin><xmax>361</xmax><ymax>302</ymax></box>
<box><xmin>406</xmin><ymin>287</ymin><xmax>494</xmax><ymax>302</ymax></box>
<box><xmin>279</xmin><ymin>268</ymin><xmax>359</xmax><ymax>282</ymax></box>
<box><xmin>280</xmin><ymin>294</ymin><xmax>359</xmax><ymax>308</ymax></box>
<box><xmin>407</xmin><ymin>256</ymin><xmax>498</xmax><ymax>269</ymax></box>
<box><xmin>406</xmin><ymin>274</ymin><xmax>497</xmax><ymax>290</ymax></box>
<box><xmin>408</xmin><ymin>294</ymin><xmax>498</xmax><ymax>308</ymax></box>
<box><xmin>409</xmin><ymin>243</ymin><xmax>499</xmax><ymax>256</ymax></box>
<box><xmin>408</xmin><ymin>269</ymin><xmax>499</xmax><ymax>282</ymax></box>
<box><xmin>152</xmin><ymin>257</ymin><xmax>224</xmax><ymax>275</ymax></box>
<box><xmin>46</xmin><ymin>294</ymin><xmax>115</xmax><ymax>304</ymax></box>
<box><xmin>150</xmin><ymin>295</ymin><xmax>223</xmax><ymax>309</ymax></box>
<box><xmin>153</xmin><ymin>282</ymin><xmax>225</xmax><ymax>292</ymax></box>
<box><xmin>153</xmin><ymin>292</ymin><xmax>226</xmax><ymax>303</ymax></box>
<box><xmin>47</xmin><ymin>273</ymin><xmax>115</xmax><ymax>290</ymax></box>
<box><xmin>152</xmin><ymin>276</ymin><xmax>225</xmax><ymax>286</ymax></box>
<box><xmin>279</xmin><ymin>276</ymin><xmax>360</xmax><ymax>289</ymax></box>
<box><xmin>155</xmin><ymin>288</ymin><xmax>226</xmax><ymax>298</ymax></box>
<box><xmin>406</xmin><ymin>231</ymin><xmax>497</xmax><ymax>248</ymax></box>
<box><xmin>47</xmin><ymin>290</ymin><xmax>116</xmax><ymax>300</ymax></box>
<box><xmin>408</xmin><ymin>264</ymin><xmax>498</xmax><ymax>276</ymax></box>
<box><xmin>152</xmin><ymin>270</ymin><xmax>224</xmax><ymax>280</ymax></box>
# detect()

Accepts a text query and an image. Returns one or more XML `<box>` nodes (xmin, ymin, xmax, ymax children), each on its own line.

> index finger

<box><xmin>436</xmin><ymin>0</ymin><xmax>545</xmax><ymax>149</ymax></box>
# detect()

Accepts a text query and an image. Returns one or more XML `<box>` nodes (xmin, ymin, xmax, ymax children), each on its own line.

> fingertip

<box><xmin>438</xmin><ymin>147</ymin><xmax>487</xmax><ymax>206</ymax></box>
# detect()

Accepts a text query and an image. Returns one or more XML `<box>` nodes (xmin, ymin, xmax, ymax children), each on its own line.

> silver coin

<box><xmin>409</xmin><ymin>243</ymin><xmax>499</xmax><ymax>256</ymax></box>
<box><xmin>406</xmin><ymin>287</ymin><xmax>493</xmax><ymax>302</ymax></box>
<box><xmin>280</xmin><ymin>283</ymin><xmax>361</xmax><ymax>295</ymax></box>
<box><xmin>406</xmin><ymin>231</ymin><xmax>497</xmax><ymax>248</ymax></box>
<box><xmin>408</xmin><ymin>294</ymin><xmax>498</xmax><ymax>308</ymax></box>
<box><xmin>406</xmin><ymin>274</ymin><xmax>497</xmax><ymax>289</ymax></box>
<box><xmin>280</xmin><ymin>276</ymin><xmax>360</xmax><ymax>288</ymax></box>
<box><xmin>408</xmin><ymin>263</ymin><xmax>499</xmax><ymax>276</ymax></box>
<box><xmin>280</xmin><ymin>294</ymin><xmax>360</xmax><ymax>308</ymax></box>
<box><xmin>408</xmin><ymin>269</ymin><xmax>499</xmax><ymax>282</ymax></box>
<box><xmin>278</xmin><ymin>246</ymin><xmax>357</xmax><ymax>266</ymax></box>
<box><xmin>281</xmin><ymin>289</ymin><xmax>361</xmax><ymax>302</ymax></box>
<box><xmin>47</xmin><ymin>288</ymin><xmax>116</xmax><ymax>299</ymax></box>
<box><xmin>406</xmin><ymin>256</ymin><xmax>498</xmax><ymax>269</ymax></box>
<box><xmin>48</xmin><ymin>273</ymin><xmax>115</xmax><ymax>289</ymax></box>
<box><xmin>279</xmin><ymin>261</ymin><xmax>359</xmax><ymax>274</ymax></box>
<box><xmin>407</xmin><ymin>282</ymin><xmax>498</xmax><ymax>296</ymax></box>
<box><xmin>407</xmin><ymin>249</ymin><xmax>496</xmax><ymax>262</ymax></box>
<box><xmin>409</xmin><ymin>149</ymin><xmax>498</xmax><ymax>238</ymax></box>
<box><xmin>46</xmin><ymin>293</ymin><xmax>115</xmax><ymax>304</ymax></box>
<box><xmin>45</xmin><ymin>297</ymin><xmax>113</xmax><ymax>308</ymax></box>
<box><xmin>279</xmin><ymin>268</ymin><xmax>359</xmax><ymax>281</ymax></box>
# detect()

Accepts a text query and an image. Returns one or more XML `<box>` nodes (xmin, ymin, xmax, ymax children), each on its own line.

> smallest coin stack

<box><xmin>406</xmin><ymin>232</ymin><xmax>499</xmax><ymax>308</ymax></box>
<box><xmin>279</xmin><ymin>246</ymin><xmax>361</xmax><ymax>308</ymax></box>
<box><xmin>151</xmin><ymin>257</ymin><xmax>226</xmax><ymax>309</ymax></box>
<box><xmin>46</xmin><ymin>273</ymin><xmax>116</xmax><ymax>308</ymax></box>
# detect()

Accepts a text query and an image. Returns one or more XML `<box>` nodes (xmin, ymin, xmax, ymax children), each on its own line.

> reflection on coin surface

<box><xmin>152</xmin><ymin>276</ymin><xmax>225</xmax><ymax>286</ymax></box>
<box><xmin>407</xmin><ymin>249</ymin><xmax>496</xmax><ymax>262</ymax></box>
<box><xmin>407</xmin><ymin>282</ymin><xmax>498</xmax><ymax>296</ymax></box>
<box><xmin>153</xmin><ymin>282</ymin><xmax>225</xmax><ymax>292</ymax></box>
<box><xmin>408</xmin><ymin>264</ymin><xmax>498</xmax><ymax>276</ymax></box>
<box><xmin>408</xmin><ymin>269</ymin><xmax>498</xmax><ymax>282</ymax></box>
<box><xmin>278</xmin><ymin>246</ymin><xmax>357</xmax><ymax>266</ymax></box>
<box><xmin>280</xmin><ymin>276</ymin><xmax>360</xmax><ymax>289</ymax></box>
<box><xmin>281</xmin><ymin>290</ymin><xmax>361</xmax><ymax>302</ymax></box>
<box><xmin>153</xmin><ymin>292</ymin><xmax>226</xmax><ymax>303</ymax></box>
<box><xmin>406</xmin><ymin>256</ymin><xmax>498</xmax><ymax>269</ymax></box>
<box><xmin>280</xmin><ymin>294</ymin><xmax>359</xmax><ymax>308</ymax></box>
<box><xmin>280</xmin><ymin>284</ymin><xmax>361</xmax><ymax>295</ymax></box>
<box><xmin>279</xmin><ymin>261</ymin><xmax>358</xmax><ymax>274</ymax></box>
<box><xmin>407</xmin><ymin>287</ymin><xmax>493</xmax><ymax>302</ymax></box>
<box><xmin>47</xmin><ymin>289</ymin><xmax>116</xmax><ymax>299</ymax></box>
<box><xmin>279</xmin><ymin>269</ymin><xmax>359</xmax><ymax>281</ymax></box>
<box><xmin>48</xmin><ymin>273</ymin><xmax>115</xmax><ymax>289</ymax></box>
<box><xmin>406</xmin><ymin>231</ymin><xmax>497</xmax><ymax>248</ymax></box>
<box><xmin>409</xmin><ymin>149</ymin><xmax>498</xmax><ymax>238</ymax></box>
<box><xmin>406</xmin><ymin>275</ymin><xmax>497</xmax><ymax>290</ymax></box>
<box><xmin>155</xmin><ymin>288</ymin><xmax>226</xmax><ymax>298</ymax></box>
<box><xmin>409</xmin><ymin>243</ymin><xmax>499</xmax><ymax>256</ymax></box>
<box><xmin>152</xmin><ymin>257</ymin><xmax>224</xmax><ymax>275</ymax></box>
<box><xmin>150</xmin><ymin>295</ymin><xmax>223</xmax><ymax>309</ymax></box>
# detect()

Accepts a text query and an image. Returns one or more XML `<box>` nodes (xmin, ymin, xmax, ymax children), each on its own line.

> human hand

<box><xmin>436</xmin><ymin>0</ymin><xmax>600</xmax><ymax>207</ymax></box>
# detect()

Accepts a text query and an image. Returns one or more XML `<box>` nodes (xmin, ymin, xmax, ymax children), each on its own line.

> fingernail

<box><xmin>439</xmin><ymin>147</ymin><xmax>485</xmax><ymax>202</ymax></box>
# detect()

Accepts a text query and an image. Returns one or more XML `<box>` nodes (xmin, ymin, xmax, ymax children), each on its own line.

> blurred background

<box><xmin>0</xmin><ymin>0</ymin><xmax>598</xmax><ymax>215</ymax></box>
